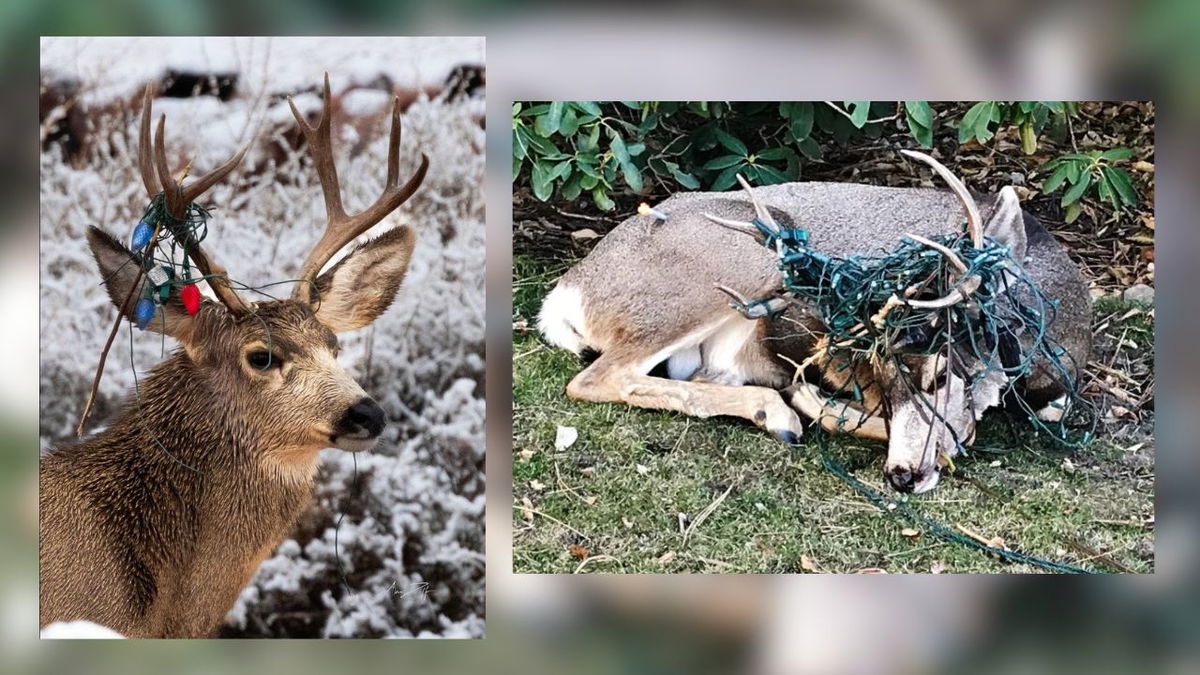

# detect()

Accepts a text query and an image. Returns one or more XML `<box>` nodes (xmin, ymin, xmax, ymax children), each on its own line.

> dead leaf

<box><xmin>622</xmin><ymin>516</ymin><xmax>634</xmax><ymax>529</ymax></box>
<box><xmin>568</xmin><ymin>544</ymin><xmax>590</xmax><ymax>560</ymax></box>
<box><xmin>800</xmin><ymin>555</ymin><xmax>818</xmax><ymax>573</ymax></box>
<box><xmin>657</xmin><ymin>551</ymin><xmax>676</xmax><ymax>565</ymax></box>
<box><xmin>529</xmin><ymin>479</ymin><xmax>546</xmax><ymax>492</ymax></box>
<box><xmin>930</xmin><ymin>560</ymin><xmax>947</xmax><ymax>574</ymax></box>
<box><xmin>513</xmin><ymin>318</ymin><xmax>529</xmax><ymax>332</ymax></box>
<box><xmin>1110</xmin><ymin>405</ymin><xmax>1135</xmax><ymax>419</ymax></box>
<box><xmin>571</xmin><ymin>228</ymin><xmax>600</xmax><ymax>241</ymax></box>
<box><xmin>900</xmin><ymin>527</ymin><xmax>921</xmax><ymax>540</ymax></box>
<box><xmin>855</xmin><ymin>567</ymin><xmax>888</xmax><ymax>574</ymax></box>
<box><xmin>582</xmin><ymin>495</ymin><xmax>597</xmax><ymax>506</ymax></box>
<box><xmin>517</xmin><ymin>449</ymin><xmax>535</xmax><ymax>462</ymax></box>
<box><xmin>1132</xmin><ymin>160</ymin><xmax>1155</xmax><ymax>173</ymax></box>
<box><xmin>636</xmin><ymin>464</ymin><xmax>650</xmax><ymax>476</ymax></box>
<box><xmin>520</xmin><ymin>496</ymin><xmax>534</xmax><ymax>522</ymax></box>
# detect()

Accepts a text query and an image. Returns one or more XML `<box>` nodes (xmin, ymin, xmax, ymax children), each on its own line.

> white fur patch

<box><xmin>666</xmin><ymin>346</ymin><xmax>701</xmax><ymax>380</ymax></box>
<box><xmin>697</xmin><ymin>316</ymin><xmax>759</xmax><ymax>385</ymax></box>
<box><xmin>970</xmin><ymin>369</ymin><xmax>1008</xmax><ymax>420</ymax></box>
<box><xmin>1036</xmin><ymin>395</ymin><xmax>1070</xmax><ymax>422</ymax></box>
<box><xmin>537</xmin><ymin>284</ymin><xmax>589</xmax><ymax>354</ymax></box>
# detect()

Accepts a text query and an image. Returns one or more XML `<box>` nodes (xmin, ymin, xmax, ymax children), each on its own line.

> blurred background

<box><xmin>6</xmin><ymin>0</ymin><xmax>1198</xmax><ymax>671</ymax></box>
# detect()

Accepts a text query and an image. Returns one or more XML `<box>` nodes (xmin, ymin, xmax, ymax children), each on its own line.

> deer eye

<box><xmin>246</xmin><ymin>350</ymin><xmax>282</xmax><ymax>371</ymax></box>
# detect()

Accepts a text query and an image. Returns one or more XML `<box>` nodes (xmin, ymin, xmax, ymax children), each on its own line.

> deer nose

<box><xmin>342</xmin><ymin>397</ymin><xmax>385</xmax><ymax>438</ymax></box>
<box><xmin>886</xmin><ymin>466</ymin><xmax>917</xmax><ymax>493</ymax></box>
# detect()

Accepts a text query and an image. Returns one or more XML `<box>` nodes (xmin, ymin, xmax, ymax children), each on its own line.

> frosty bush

<box><xmin>39</xmin><ymin>47</ymin><xmax>485</xmax><ymax>638</ymax></box>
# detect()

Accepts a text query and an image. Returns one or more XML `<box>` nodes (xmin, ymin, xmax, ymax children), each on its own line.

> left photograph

<box><xmin>39</xmin><ymin>37</ymin><xmax>485</xmax><ymax>638</ymax></box>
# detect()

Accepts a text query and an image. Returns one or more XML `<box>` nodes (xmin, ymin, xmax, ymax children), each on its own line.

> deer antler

<box><xmin>703</xmin><ymin>174</ymin><xmax>782</xmax><ymax>242</ymax></box>
<box><xmin>137</xmin><ymin>85</ymin><xmax>250</xmax><ymax>315</ymax></box>
<box><xmin>899</xmin><ymin>149</ymin><xmax>983</xmax><ymax>248</ymax></box>
<box><xmin>288</xmin><ymin>73</ymin><xmax>429</xmax><ymax>304</ymax></box>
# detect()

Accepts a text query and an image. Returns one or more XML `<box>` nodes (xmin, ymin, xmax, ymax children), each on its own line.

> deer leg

<box><xmin>566</xmin><ymin>354</ymin><xmax>806</xmax><ymax>444</ymax></box>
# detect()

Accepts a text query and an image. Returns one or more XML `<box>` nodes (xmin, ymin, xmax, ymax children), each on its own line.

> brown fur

<box><xmin>41</xmin><ymin>232</ymin><xmax>414</xmax><ymax>637</ymax></box>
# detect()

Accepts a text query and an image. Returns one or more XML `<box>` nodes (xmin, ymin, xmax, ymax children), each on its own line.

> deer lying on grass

<box><xmin>538</xmin><ymin>151</ymin><xmax>1091</xmax><ymax>494</ymax></box>
<box><xmin>40</xmin><ymin>77</ymin><xmax>428</xmax><ymax>638</ymax></box>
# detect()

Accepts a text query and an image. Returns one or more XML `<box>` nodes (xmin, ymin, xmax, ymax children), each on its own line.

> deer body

<box><xmin>540</xmin><ymin>164</ymin><xmax>1091</xmax><ymax>493</ymax></box>
<box><xmin>40</xmin><ymin>356</ymin><xmax>313</xmax><ymax>637</ymax></box>
<box><xmin>41</xmin><ymin>77</ymin><xmax>428</xmax><ymax>637</ymax></box>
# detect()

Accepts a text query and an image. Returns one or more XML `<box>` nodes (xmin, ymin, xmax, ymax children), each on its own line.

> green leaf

<box><xmin>1065</xmin><ymin>161</ymin><xmax>1083</xmax><ymax>184</ymax></box>
<box><xmin>626</xmin><ymin>142</ymin><xmax>646</xmax><ymax>157</ymax></box>
<box><xmin>580</xmin><ymin>174</ymin><xmax>599</xmax><ymax>190</ymax></box>
<box><xmin>755</xmin><ymin>164</ymin><xmax>789</xmax><ymax>184</ymax></box>
<box><xmin>559</xmin><ymin>108</ymin><xmax>580</xmax><ymax>136</ymax></box>
<box><xmin>846</xmin><ymin>101</ymin><xmax>871</xmax><ymax>128</ymax></box>
<box><xmin>551</xmin><ymin>160</ymin><xmax>573</xmax><ymax>181</ymax></box>
<box><xmin>1061</xmin><ymin>170</ymin><xmax>1092</xmax><ymax>206</ymax></box>
<box><xmin>787</xmin><ymin>102</ymin><xmax>815</xmax><ymax>141</ymax></box>
<box><xmin>1020</xmin><ymin>122</ymin><xmax>1037</xmax><ymax>155</ymax></box>
<box><xmin>572</xmin><ymin>101</ymin><xmax>602</xmax><ymax>118</ymax></box>
<box><xmin>958</xmin><ymin>102</ymin><xmax>990</xmax><ymax>144</ymax></box>
<box><xmin>560</xmin><ymin>172</ymin><xmax>582</xmax><ymax>200</ymax></box>
<box><xmin>609</xmin><ymin>132</ymin><xmax>631</xmax><ymax>166</ymax></box>
<box><xmin>512</xmin><ymin>102</ymin><xmax>522</xmax><ymax>116</ymax></box>
<box><xmin>1039</xmin><ymin>101</ymin><xmax>1065</xmax><ymax>115</ymax></box>
<box><xmin>711</xmin><ymin>164</ymin><xmax>743</xmax><ymax>191</ymax></box>
<box><xmin>621</xmin><ymin>162</ymin><xmax>643</xmax><ymax>193</ymax></box>
<box><xmin>1104</xmin><ymin>166</ymin><xmax>1138</xmax><ymax>207</ymax></box>
<box><xmin>535</xmin><ymin>101</ymin><xmax>564</xmax><ymax>136</ymax></box>
<box><xmin>531</xmin><ymin>161</ymin><xmax>554</xmax><ymax>201</ymax></box>
<box><xmin>581</xmin><ymin>124</ymin><xmax>601</xmax><ymax>152</ymax></box>
<box><xmin>714</xmin><ymin>128</ymin><xmax>748</xmax><ymax>156</ymax></box>
<box><xmin>670</xmin><ymin>165</ymin><xmax>701</xmax><ymax>189</ymax></box>
<box><xmin>756</xmin><ymin>147</ymin><xmax>792</xmax><ymax>161</ymax></box>
<box><xmin>904</xmin><ymin>101</ymin><xmax>933</xmax><ymax>129</ymax></box>
<box><xmin>797</xmin><ymin>137</ymin><xmax>821</xmax><ymax>161</ymax></box>
<box><xmin>1100</xmin><ymin>147</ymin><xmax>1135</xmax><ymax>161</ymax></box>
<box><xmin>702</xmin><ymin>154</ymin><xmax>745</xmax><ymax>170</ymax></box>
<box><xmin>592</xmin><ymin>186</ymin><xmax>614</xmax><ymax>211</ymax></box>
<box><xmin>1064</xmin><ymin>201</ymin><xmax>1082</xmax><ymax>223</ymax></box>
<box><xmin>1041</xmin><ymin>163</ymin><xmax>1072</xmax><ymax>193</ymax></box>
<box><xmin>1096</xmin><ymin>169</ymin><xmax>1115</xmax><ymax>208</ymax></box>
<box><xmin>905</xmin><ymin>101</ymin><xmax>934</xmax><ymax>148</ymax></box>
<box><xmin>512</xmin><ymin>128</ymin><xmax>528</xmax><ymax>161</ymax></box>
<box><xmin>512</xmin><ymin>155</ymin><xmax>522</xmax><ymax>182</ymax></box>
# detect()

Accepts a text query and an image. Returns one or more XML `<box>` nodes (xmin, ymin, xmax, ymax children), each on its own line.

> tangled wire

<box><xmin>751</xmin><ymin>215</ymin><xmax>1094</xmax><ymax>451</ymax></box>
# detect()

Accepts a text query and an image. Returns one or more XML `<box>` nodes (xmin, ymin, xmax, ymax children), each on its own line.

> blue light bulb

<box><xmin>131</xmin><ymin>220</ymin><xmax>153</xmax><ymax>251</ymax></box>
<box><xmin>135</xmin><ymin>297</ymin><xmax>156</xmax><ymax>330</ymax></box>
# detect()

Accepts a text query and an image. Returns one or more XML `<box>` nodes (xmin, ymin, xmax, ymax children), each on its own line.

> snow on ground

<box><xmin>39</xmin><ymin>37</ymin><xmax>485</xmax><ymax>638</ymax></box>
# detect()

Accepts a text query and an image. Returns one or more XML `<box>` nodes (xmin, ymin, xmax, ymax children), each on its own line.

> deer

<box><xmin>537</xmin><ymin>150</ymin><xmax>1091</xmax><ymax>494</ymax></box>
<box><xmin>39</xmin><ymin>75</ymin><xmax>429</xmax><ymax>638</ymax></box>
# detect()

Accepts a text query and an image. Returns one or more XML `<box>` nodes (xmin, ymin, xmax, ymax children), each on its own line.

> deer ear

<box><xmin>87</xmin><ymin>226</ymin><xmax>194</xmax><ymax>340</ymax></box>
<box><xmin>983</xmin><ymin>186</ymin><xmax>1028</xmax><ymax>261</ymax></box>
<box><xmin>312</xmin><ymin>226</ymin><xmax>415</xmax><ymax>333</ymax></box>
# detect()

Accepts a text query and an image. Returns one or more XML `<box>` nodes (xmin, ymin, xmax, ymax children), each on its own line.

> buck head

<box><xmin>709</xmin><ymin>151</ymin><xmax>1034</xmax><ymax>494</ymax></box>
<box><xmin>92</xmin><ymin>76</ymin><xmax>427</xmax><ymax>466</ymax></box>
<box><xmin>881</xmin><ymin>165</ymin><xmax>1028</xmax><ymax>493</ymax></box>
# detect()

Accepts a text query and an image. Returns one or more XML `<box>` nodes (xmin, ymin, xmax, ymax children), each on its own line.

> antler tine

<box><xmin>703</xmin><ymin>213</ymin><xmax>764</xmax><ymax>241</ymax></box>
<box><xmin>904</xmin><ymin>233</ymin><xmax>967</xmax><ymax>274</ymax></box>
<box><xmin>137</xmin><ymin>86</ymin><xmax>159</xmax><ymax>199</ymax></box>
<box><xmin>289</xmin><ymin>73</ymin><xmax>430</xmax><ymax>303</ymax></box>
<box><xmin>142</xmin><ymin>95</ymin><xmax>250</xmax><ymax>314</ymax></box>
<box><xmin>736</xmin><ymin>174</ymin><xmax>780</xmax><ymax>232</ymax></box>
<box><xmin>702</xmin><ymin>174</ymin><xmax>782</xmax><ymax>242</ymax></box>
<box><xmin>900</xmin><ymin>149</ymin><xmax>983</xmax><ymax>247</ymax></box>
<box><xmin>902</xmin><ymin>232</ymin><xmax>981</xmax><ymax>309</ymax></box>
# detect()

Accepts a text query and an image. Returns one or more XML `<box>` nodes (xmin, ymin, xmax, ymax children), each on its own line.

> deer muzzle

<box><xmin>331</xmin><ymin>397</ymin><xmax>386</xmax><ymax>451</ymax></box>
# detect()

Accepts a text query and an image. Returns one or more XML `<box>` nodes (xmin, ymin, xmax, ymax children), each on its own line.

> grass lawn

<box><xmin>512</xmin><ymin>254</ymin><xmax>1155</xmax><ymax>574</ymax></box>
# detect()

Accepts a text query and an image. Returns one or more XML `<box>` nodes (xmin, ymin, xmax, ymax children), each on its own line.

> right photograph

<box><xmin>511</xmin><ymin>101</ymin><xmax>1154</xmax><ymax>574</ymax></box>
